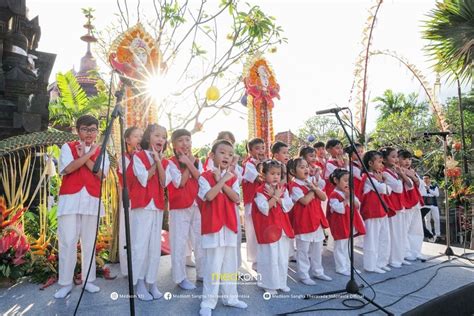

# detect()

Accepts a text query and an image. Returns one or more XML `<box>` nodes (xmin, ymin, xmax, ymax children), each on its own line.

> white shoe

<box><xmin>83</xmin><ymin>282</ymin><xmax>100</xmax><ymax>293</ymax></box>
<box><xmin>390</xmin><ymin>263</ymin><xmax>402</xmax><ymax>268</ymax></box>
<box><xmin>54</xmin><ymin>285</ymin><xmax>73</xmax><ymax>299</ymax></box>
<box><xmin>431</xmin><ymin>235</ymin><xmax>438</xmax><ymax>243</ymax></box>
<box><xmin>416</xmin><ymin>255</ymin><xmax>426</xmax><ymax>260</ymax></box>
<box><xmin>148</xmin><ymin>282</ymin><xmax>163</xmax><ymax>300</ymax></box>
<box><xmin>264</xmin><ymin>288</ymin><xmax>278</xmax><ymax>295</ymax></box>
<box><xmin>301</xmin><ymin>278</ymin><xmax>317</xmax><ymax>285</ymax></box>
<box><xmin>280</xmin><ymin>286</ymin><xmax>291</xmax><ymax>292</ymax></box>
<box><xmin>402</xmin><ymin>260</ymin><xmax>412</xmax><ymax>266</ymax></box>
<box><xmin>225</xmin><ymin>300</ymin><xmax>248</xmax><ymax>309</ymax></box>
<box><xmin>178</xmin><ymin>278</ymin><xmax>196</xmax><ymax>290</ymax></box>
<box><xmin>136</xmin><ymin>279</ymin><xmax>153</xmax><ymax>301</ymax></box>
<box><xmin>336</xmin><ymin>270</ymin><xmax>351</xmax><ymax>276</ymax></box>
<box><xmin>405</xmin><ymin>256</ymin><xmax>417</xmax><ymax>261</ymax></box>
<box><xmin>313</xmin><ymin>274</ymin><xmax>332</xmax><ymax>281</ymax></box>
<box><xmin>199</xmin><ymin>307</ymin><xmax>212</xmax><ymax>316</ymax></box>
<box><xmin>381</xmin><ymin>266</ymin><xmax>391</xmax><ymax>272</ymax></box>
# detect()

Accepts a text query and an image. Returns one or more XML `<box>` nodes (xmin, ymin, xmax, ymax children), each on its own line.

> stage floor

<box><xmin>1</xmin><ymin>242</ymin><xmax>473</xmax><ymax>315</ymax></box>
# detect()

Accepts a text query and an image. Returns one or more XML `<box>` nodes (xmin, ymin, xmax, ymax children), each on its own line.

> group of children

<box><xmin>54</xmin><ymin>115</ymin><xmax>426</xmax><ymax>316</ymax></box>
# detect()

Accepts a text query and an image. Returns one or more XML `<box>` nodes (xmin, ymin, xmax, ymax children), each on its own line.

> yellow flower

<box><xmin>414</xmin><ymin>149</ymin><xmax>423</xmax><ymax>157</ymax></box>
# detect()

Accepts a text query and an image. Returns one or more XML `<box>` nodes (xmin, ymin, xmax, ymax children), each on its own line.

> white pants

<box><xmin>257</xmin><ymin>236</ymin><xmax>290</xmax><ymax>290</ymax></box>
<box><xmin>244</xmin><ymin>203</ymin><xmax>257</xmax><ymax>263</ymax></box>
<box><xmin>296</xmin><ymin>238</ymin><xmax>324</xmax><ymax>280</ymax></box>
<box><xmin>186</xmin><ymin>233</ymin><xmax>194</xmax><ymax>257</ymax></box>
<box><xmin>131</xmin><ymin>208</ymin><xmax>163</xmax><ymax>285</ymax></box>
<box><xmin>334</xmin><ymin>239</ymin><xmax>350</xmax><ymax>273</ymax></box>
<box><xmin>170</xmin><ymin>205</ymin><xmax>203</xmax><ymax>283</ymax></box>
<box><xmin>404</xmin><ymin>206</ymin><xmax>424</xmax><ymax>259</ymax></box>
<box><xmin>363</xmin><ymin>217</ymin><xmax>390</xmax><ymax>271</ymax></box>
<box><xmin>58</xmin><ymin>214</ymin><xmax>98</xmax><ymax>286</ymax></box>
<box><xmin>425</xmin><ymin>205</ymin><xmax>441</xmax><ymax>236</ymax></box>
<box><xmin>201</xmin><ymin>246</ymin><xmax>239</xmax><ymax>309</ymax></box>
<box><xmin>236</xmin><ymin>205</ymin><xmax>242</xmax><ymax>268</ymax></box>
<box><xmin>389</xmin><ymin>212</ymin><xmax>406</xmax><ymax>266</ymax></box>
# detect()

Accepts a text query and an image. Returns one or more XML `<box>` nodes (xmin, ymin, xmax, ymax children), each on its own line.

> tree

<box><xmin>423</xmin><ymin>0</ymin><xmax>474</xmax><ymax>84</ymax></box>
<box><xmin>95</xmin><ymin>0</ymin><xmax>286</xmax><ymax>133</ymax></box>
<box><xmin>372</xmin><ymin>90</ymin><xmax>425</xmax><ymax>121</ymax></box>
<box><xmin>49</xmin><ymin>71</ymin><xmax>110</xmax><ymax>131</ymax></box>
<box><xmin>297</xmin><ymin>116</ymin><xmax>342</xmax><ymax>144</ymax></box>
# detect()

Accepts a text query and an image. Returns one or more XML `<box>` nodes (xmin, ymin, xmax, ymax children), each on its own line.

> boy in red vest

<box><xmin>242</xmin><ymin>138</ymin><xmax>266</xmax><ymax>270</ymax></box>
<box><xmin>54</xmin><ymin>115</ymin><xmax>109</xmax><ymax>299</ymax></box>
<box><xmin>313</xmin><ymin>141</ymin><xmax>327</xmax><ymax>173</ymax></box>
<box><xmin>324</xmin><ymin>139</ymin><xmax>348</xmax><ymax>197</ymax></box>
<box><xmin>198</xmin><ymin>139</ymin><xmax>247</xmax><ymax>316</ymax></box>
<box><xmin>168</xmin><ymin>129</ymin><xmax>203</xmax><ymax>290</ymax></box>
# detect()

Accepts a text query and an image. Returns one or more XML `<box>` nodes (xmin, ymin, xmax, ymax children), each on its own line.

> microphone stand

<box><xmin>302</xmin><ymin>109</ymin><xmax>393</xmax><ymax>316</ymax></box>
<box><xmin>92</xmin><ymin>87</ymin><xmax>136</xmax><ymax>315</ymax></box>
<box><xmin>422</xmin><ymin>132</ymin><xmax>472</xmax><ymax>263</ymax></box>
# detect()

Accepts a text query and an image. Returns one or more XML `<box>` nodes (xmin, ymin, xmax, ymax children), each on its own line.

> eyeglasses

<box><xmin>79</xmin><ymin>127</ymin><xmax>99</xmax><ymax>134</ymax></box>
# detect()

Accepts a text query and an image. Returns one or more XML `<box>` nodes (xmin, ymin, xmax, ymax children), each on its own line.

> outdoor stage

<box><xmin>1</xmin><ymin>242</ymin><xmax>473</xmax><ymax>316</ymax></box>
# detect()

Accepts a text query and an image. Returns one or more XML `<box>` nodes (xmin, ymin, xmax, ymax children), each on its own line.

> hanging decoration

<box><xmin>243</xmin><ymin>53</ymin><xmax>280</xmax><ymax>155</ymax></box>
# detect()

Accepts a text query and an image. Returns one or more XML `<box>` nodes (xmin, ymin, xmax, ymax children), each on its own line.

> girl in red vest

<box><xmin>344</xmin><ymin>143</ymin><xmax>364</xmax><ymax>201</ymax></box>
<box><xmin>242</xmin><ymin>138</ymin><xmax>265</xmax><ymax>270</ymax></box>
<box><xmin>324</xmin><ymin>139</ymin><xmax>348</xmax><ymax>197</ymax></box>
<box><xmin>118</xmin><ymin>126</ymin><xmax>142</xmax><ymax>277</ymax></box>
<box><xmin>360</xmin><ymin>151</ymin><xmax>391</xmax><ymax>273</ymax></box>
<box><xmin>198</xmin><ymin>139</ymin><xmax>248</xmax><ymax>316</ymax></box>
<box><xmin>129</xmin><ymin>124</ymin><xmax>170</xmax><ymax>301</ymax></box>
<box><xmin>253</xmin><ymin>160</ymin><xmax>294</xmax><ymax>295</ymax></box>
<box><xmin>381</xmin><ymin>147</ymin><xmax>413</xmax><ymax>269</ymax></box>
<box><xmin>287</xmin><ymin>158</ymin><xmax>331</xmax><ymax>285</ymax></box>
<box><xmin>203</xmin><ymin>131</ymin><xmax>244</xmax><ymax>268</ymax></box>
<box><xmin>327</xmin><ymin>169</ymin><xmax>366</xmax><ymax>276</ymax></box>
<box><xmin>54</xmin><ymin>115</ymin><xmax>109</xmax><ymax>299</ymax></box>
<box><xmin>398</xmin><ymin>150</ymin><xmax>424</xmax><ymax>261</ymax></box>
<box><xmin>167</xmin><ymin>129</ymin><xmax>203</xmax><ymax>290</ymax></box>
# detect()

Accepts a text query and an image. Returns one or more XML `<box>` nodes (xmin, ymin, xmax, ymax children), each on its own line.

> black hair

<box><xmin>141</xmin><ymin>124</ymin><xmax>167</xmax><ymax>151</ymax></box>
<box><xmin>286</xmin><ymin>157</ymin><xmax>305</xmax><ymax>179</ymax></box>
<box><xmin>124</xmin><ymin>126</ymin><xmax>139</xmax><ymax>139</ymax></box>
<box><xmin>216</xmin><ymin>131</ymin><xmax>236</xmax><ymax>144</ymax></box>
<box><xmin>325</xmin><ymin>139</ymin><xmax>342</xmax><ymax>150</ymax></box>
<box><xmin>171</xmin><ymin>128</ymin><xmax>191</xmax><ymax>143</ymax></box>
<box><xmin>344</xmin><ymin>143</ymin><xmax>363</xmax><ymax>155</ymax></box>
<box><xmin>76</xmin><ymin>115</ymin><xmax>99</xmax><ymax>130</ymax></box>
<box><xmin>299</xmin><ymin>146</ymin><xmax>315</xmax><ymax>159</ymax></box>
<box><xmin>211</xmin><ymin>139</ymin><xmax>234</xmax><ymax>154</ymax></box>
<box><xmin>329</xmin><ymin>168</ymin><xmax>349</xmax><ymax>185</ymax></box>
<box><xmin>313</xmin><ymin>141</ymin><xmax>325</xmax><ymax>149</ymax></box>
<box><xmin>398</xmin><ymin>149</ymin><xmax>412</xmax><ymax>159</ymax></box>
<box><xmin>246</xmin><ymin>137</ymin><xmax>264</xmax><ymax>153</ymax></box>
<box><xmin>258</xmin><ymin>159</ymin><xmax>284</xmax><ymax>180</ymax></box>
<box><xmin>380</xmin><ymin>147</ymin><xmax>396</xmax><ymax>160</ymax></box>
<box><xmin>362</xmin><ymin>150</ymin><xmax>382</xmax><ymax>173</ymax></box>
<box><xmin>271</xmin><ymin>141</ymin><xmax>288</xmax><ymax>155</ymax></box>
<box><xmin>423</xmin><ymin>174</ymin><xmax>431</xmax><ymax>178</ymax></box>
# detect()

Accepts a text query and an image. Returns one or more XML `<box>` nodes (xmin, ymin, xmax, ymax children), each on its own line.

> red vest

<box><xmin>383</xmin><ymin>168</ymin><xmax>405</xmax><ymax>215</ymax></box>
<box><xmin>324</xmin><ymin>159</ymin><xmax>345</xmax><ymax>196</ymax></box>
<box><xmin>199</xmin><ymin>170</ymin><xmax>238</xmax><ymax>235</ymax></box>
<box><xmin>129</xmin><ymin>150</ymin><xmax>168</xmax><ymax>210</ymax></box>
<box><xmin>403</xmin><ymin>182</ymin><xmax>423</xmax><ymax>209</ymax></box>
<box><xmin>288</xmin><ymin>181</ymin><xmax>328</xmax><ymax>235</ymax></box>
<box><xmin>352</xmin><ymin>162</ymin><xmax>363</xmax><ymax>201</ymax></box>
<box><xmin>117</xmin><ymin>152</ymin><xmax>135</xmax><ymax>190</ymax></box>
<box><xmin>251</xmin><ymin>186</ymin><xmax>294</xmax><ymax>244</ymax></box>
<box><xmin>360</xmin><ymin>173</ymin><xmax>393</xmax><ymax>219</ymax></box>
<box><xmin>242</xmin><ymin>158</ymin><xmax>262</xmax><ymax>205</ymax></box>
<box><xmin>167</xmin><ymin>156</ymin><xmax>199</xmax><ymax>209</ymax></box>
<box><xmin>59</xmin><ymin>141</ymin><xmax>101</xmax><ymax>197</ymax></box>
<box><xmin>328</xmin><ymin>190</ymin><xmax>366</xmax><ymax>240</ymax></box>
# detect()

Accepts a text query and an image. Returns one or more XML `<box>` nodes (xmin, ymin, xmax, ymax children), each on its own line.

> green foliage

<box><xmin>423</xmin><ymin>0</ymin><xmax>474</xmax><ymax>84</ymax></box>
<box><xmin>297</xmin><ymin>116</ymin><xmax>342</xmax><ymax>143</ymax></box>
<box><xmin>372</xmin><ymin>90</ymin><xmax>426</xmax><ymax>121</ymax></box>
<box><xmin>49</xmin><ymin>71</ymin><xmax>110</xmax><ymax>130</ymax></box>
<box><xmin>445</xmin><ymin>90</ymin><xmax>474</xmax><ymax>148</ymax></box>
<box><xmin>235</xmin><ymin>4</ymin><xmax>284</xmax><ymax>44</ymax></box>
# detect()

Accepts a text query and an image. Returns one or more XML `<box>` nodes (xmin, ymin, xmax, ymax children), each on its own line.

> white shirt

<box><xmin>206</xmin><ymin>158</ymin><xmax>244</xmax><ymax>184</ymax></box>
<box><xmin>254</xmin><ymin>187</ymin><xmax>293</xmax><ymax>216</ymax></box>
<box><xmin>57</xmin><ymin>142</ymin><xmax>110</xmax><ymax>217</ymax></box>
<box><xmin>352</xmin><ymin>163</ymin><xmax>362</xmax><ymax>180</ymax></box>
<box><xmin>363</xmin><ymin>172</ymin><xmax>391</xmax><ymax>195</ymax></box>
<box><xmin>132</xmin><ymin>150</ymin><xmax>171</xmax><ymax>210</ymax></box>
<box><xmin>198</xmin><ymin>169</ymin><xmax>240</xmax><ymax>248</ymax></box>
<box><xmin>242</xmin><ymin>160</ymin><xmax>259</xmax><ymax>183</ymax></box>
<box><xmin>324</xmin><ymin>160</ymin><xmax>348</xmax><ymax>179</ymax></box>
<box><xmin>117</xmin><ymin>154</ymin><xmax>131</xmax><ymax>175</ymax></box>
<box><xmin>383</xmin><ymin>169</ymin><xmax>403</xmax><ymax>194</ymax></box>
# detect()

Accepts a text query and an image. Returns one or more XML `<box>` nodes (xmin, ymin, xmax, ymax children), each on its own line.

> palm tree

<box><xmin>372</xmin><ymin>90</ymin><xmax>424</xmax><ymax>121</ymax></box>
<box><xmin>423</xmin><ymin>0</ymin><xmax>474</xmax><ymax>84</ymax></box>
<box><xmin>49</xmin><ymin>71</ymin><xmax>109</xmax><ymax>131</ymax></box>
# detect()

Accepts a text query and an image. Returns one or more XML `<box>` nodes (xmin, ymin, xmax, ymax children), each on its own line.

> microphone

<box><xmin>316</xmin><ymin>107</ymin><xmax>349</xmax><ymax>115</ymax></box>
